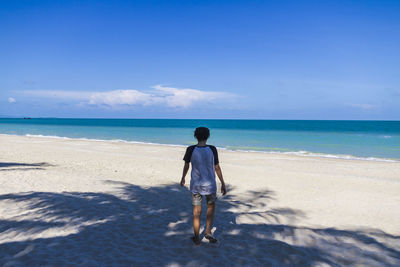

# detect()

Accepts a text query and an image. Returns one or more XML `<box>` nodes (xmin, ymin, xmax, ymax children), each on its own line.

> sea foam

<box><xmin>20</xmin><ymin>133</ymin><xmax>399</xmax><ymax>163</ymax></box>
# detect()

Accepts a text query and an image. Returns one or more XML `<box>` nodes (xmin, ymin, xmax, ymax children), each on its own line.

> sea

<box><xmin>0</xmin><ymin>118</ymin><xmax>399</xmax><ymax>161</ymax></box>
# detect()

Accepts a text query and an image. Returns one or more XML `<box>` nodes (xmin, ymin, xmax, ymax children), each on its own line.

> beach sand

<box><xmin>1</xmin><ymin>134</ymin><xmax>399</xmax><ymax>266</ymax></box>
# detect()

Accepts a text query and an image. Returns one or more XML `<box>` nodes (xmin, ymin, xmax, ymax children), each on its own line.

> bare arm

<box><xmin>215</xmin><ymin>164</ymin><xmax>227</xmax><ymax>195</ymax></box>
<box><xmin>180</xmin><ymin>162</ymin><xmax>190</xmax><ymax>186</ymax></box>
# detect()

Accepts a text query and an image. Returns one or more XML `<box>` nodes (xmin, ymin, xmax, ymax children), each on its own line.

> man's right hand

<box><xmin>180</xmin><ymin>178</ymin><xmax>185</xmax><ymax>187</ymax></box>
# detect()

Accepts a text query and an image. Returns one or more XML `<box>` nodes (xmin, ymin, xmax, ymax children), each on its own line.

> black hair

<box><xmin>194</xmin><ymin>127</ymin><xmax>210</xmax><ymax>141</ymax></box>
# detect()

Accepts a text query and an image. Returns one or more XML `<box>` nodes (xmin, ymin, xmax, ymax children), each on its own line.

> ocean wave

<box><xmin>23</xmin><ymin>134</ymin><xmax>186</xmax><ymax>147</ymax></box>
<box><xmin>25</xmin><ymin>134</ymin><xmax>71</xmax><ymax>140</ymax></box>
<box><xmin>1</xmin><ymin>133</ymin><xmax>397</xmax><ymax>163</ymax></box>
<box><xmin>217</xmin><ymin>147</ymin><xmax>399</xmax><ymax>163</ymax></box>
<box><xmin>281</xmin><ymin>151</ymin><xmax>398</xmax><ymax>162</ymax></box>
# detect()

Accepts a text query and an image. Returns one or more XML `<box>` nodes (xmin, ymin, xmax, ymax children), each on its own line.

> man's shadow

<box><xmin>0</xmin><ymin>181</ymin><xmax>399</xmax><ymax>266</ymax></box>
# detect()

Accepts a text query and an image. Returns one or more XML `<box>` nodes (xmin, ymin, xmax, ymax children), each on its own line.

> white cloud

<box><xmin>151</xmin><ymin>85</ymin><xmax>234</xmax><ymax>108</ymax></box>
<box><xmin>8</xmin><ymin>97</ymin><xmax>16</xmax><ymax>103</ymax></box>
<box><xmin>350</xmin><ymin>103</ymin><xmax>378</xmax><ymax>110</ymax></box>
<box><xmin>22</xmin><ymin>85</ymin><xmax>236</xmax><ymax>109</ymax></box>
<box><xmin>88</xmin><ymin>90</ymin><xmax>152</xmax><ymax>106</ymax></box>
<box><xmin>23</xmin><ymin>90</ymin><xmax>92</xmax><ymax>100</ymax></box>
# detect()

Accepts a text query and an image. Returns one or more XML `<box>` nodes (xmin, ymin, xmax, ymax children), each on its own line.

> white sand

<box><xmin>0</xmin><ymin>134</ymin><xmax>399</xmax><ymax>266</ymax></box>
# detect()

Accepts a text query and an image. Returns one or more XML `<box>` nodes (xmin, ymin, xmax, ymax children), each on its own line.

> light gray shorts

<box><xmin>191</xmin><ymin>193</ymin><xmax>217</xmax><ymax>206</ymax></box>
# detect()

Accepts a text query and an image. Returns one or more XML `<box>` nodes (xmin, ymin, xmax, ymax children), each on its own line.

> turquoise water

<box><xmin>0</xmin><ymin>118</ymin><xmax>399</xmax><ymax>160</ymax></box>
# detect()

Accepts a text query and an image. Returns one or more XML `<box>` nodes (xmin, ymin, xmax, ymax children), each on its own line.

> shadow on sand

<box><xmin>0</xmin><ymin>181</ymin><xmax>399</xmax><ymax>266</ymax></box>
<box><xmin>0</xmin><ymin>162</ymin><xmax>54</xmax><ymax>172</ymax></box>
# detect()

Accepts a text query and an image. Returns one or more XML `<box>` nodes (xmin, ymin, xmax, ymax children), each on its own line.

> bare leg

<box><xmin>193</xmin><ymin>205</ymin><xmax>202</xmax><ymax>243</ymax></box>
<box><xmin>205</xmin><ymin>203</ymin><xmax>215</xmax><ymax>235</ymax></box>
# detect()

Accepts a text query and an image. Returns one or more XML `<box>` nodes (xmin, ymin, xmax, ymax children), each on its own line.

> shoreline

<box><xmin>1</xmin><ymin>133</ymin><xmax>398</xmax><ymax>163</ymax></box>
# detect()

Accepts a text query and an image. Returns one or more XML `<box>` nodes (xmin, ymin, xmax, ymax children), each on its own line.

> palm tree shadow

<box><xmin>0</xmin><ymin>162</ymin><xmax>54</xmax><ymax>172</ymax></box>
<box><xmin>0</xmin><ymin>181</ymin><xmax>399</xmax><ymax>266</ymax></box>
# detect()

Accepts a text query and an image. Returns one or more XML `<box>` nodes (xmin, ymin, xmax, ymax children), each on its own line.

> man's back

<box><xmin>183</xmin><ymin>145</ymin><xmax>219</xmax><ymax>195</ymax></box>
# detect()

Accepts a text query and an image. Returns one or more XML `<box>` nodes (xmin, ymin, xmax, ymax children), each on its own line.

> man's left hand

<box><xmin>221</xmin><ymin>184</ymin><xmax>227</xmax><ymax>195</ymax></box>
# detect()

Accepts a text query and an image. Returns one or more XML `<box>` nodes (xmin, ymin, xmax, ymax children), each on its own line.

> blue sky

<box><xmin>1</xmin><ymin>0</ymin><xmax>399</xmax><ymax>119</ymax></box>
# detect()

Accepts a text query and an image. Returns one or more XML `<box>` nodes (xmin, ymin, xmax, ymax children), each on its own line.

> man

<box><xmin>180</xmin><ymin>127</ymin><xmax>227</xmax><ymax>245</ymax></box>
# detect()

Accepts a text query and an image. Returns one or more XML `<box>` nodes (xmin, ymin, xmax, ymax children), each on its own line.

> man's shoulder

<box><xmin>207</xmin><ymin>145</ymin><xmax>217</xmax><ymax>150</ymax></box>
<box><xmin>183</xmin><ymin>145</ymin><xmax>196</xmax><ymax>162</ymax></box>
<box><xmin>185</xmin><ymin>145</ymin><xmax>196</xmax><ymax>154</ymax></box>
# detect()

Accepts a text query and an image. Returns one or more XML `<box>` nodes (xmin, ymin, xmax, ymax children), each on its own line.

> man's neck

<box><xmin>197</xmin><ymin>141</ymin><xmax>207</xmax><ymax>146</ymax></box>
